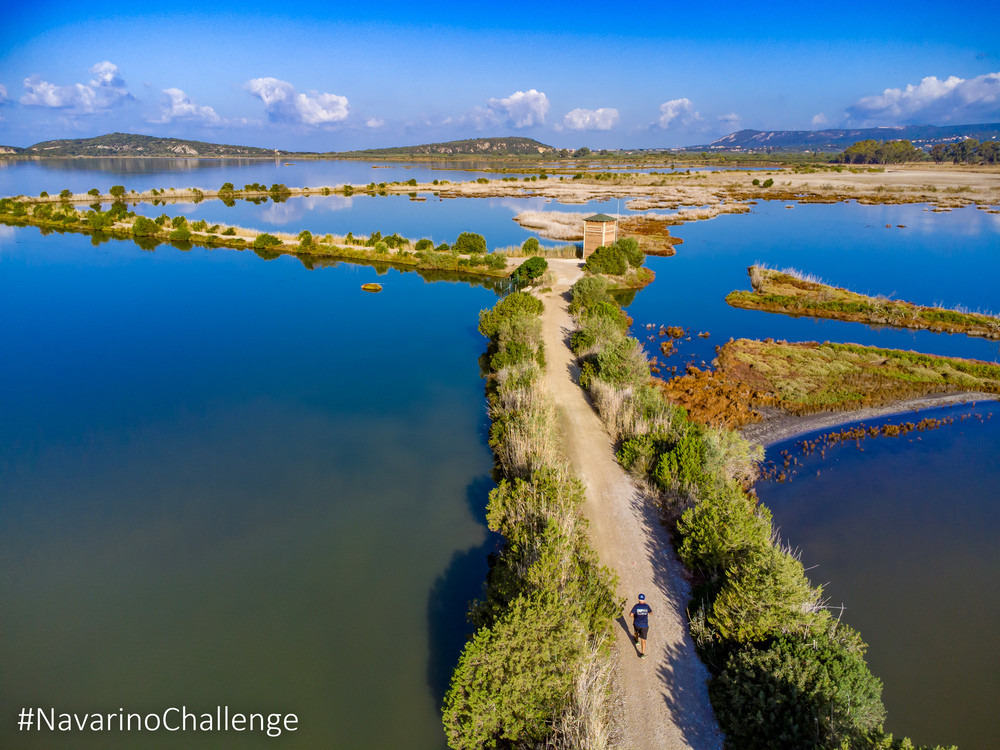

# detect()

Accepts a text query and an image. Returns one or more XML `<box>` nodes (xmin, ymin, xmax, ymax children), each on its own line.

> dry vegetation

<box><xmin>659</xmin><ymin>338</ymin><xmax>1000</xmax><ymax>428</ymax></box>
<box><xmin>727</xmin><ymin>265</ymin><xmax>1000</xmax><ymax>339</ymax></box>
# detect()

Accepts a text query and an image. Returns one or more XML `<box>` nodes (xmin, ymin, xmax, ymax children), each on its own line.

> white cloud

<box><xmin>486</xmin><ymin>89</ymin><xmax>549</xmax><ymax>128</ymax></box>
<box><xmin>812</xmin><ymin>112</ymin><xmax>829</xmax><ymax>126</ymax></box>
<box><xmin>656</xmin><ymin>98</ymin><xmax>702</xmax><ymax>129</ymax></box>
<box><xmin>848</xmin><ymin>72</ymin><xmax>1000</xmax><ymax>124</ymax></box>
<box><xmin>153</xmin><ymin>88</ymin><xmax>222</xmax><ymax>125</ymax></box>
<box><xmin>563</xmin><ymin>107</ymin><xmax>619</xmax><ymax>131</ymax></box>
<box><xmin>365</xmin><ymin>117</ymin><xmax>384</xmax><ymax>128</ymax></box>
<box><xmin>0</xmin><ymin>84</ymin><xmax>7</xmax><ymax>103</ymax></box>
<box><xmin>20</xmin><ymin>61</ymin><xmax>131</xmax><ymax>113</ymax></box>
<box><xmin>245</xmin><ymin>77</ymin><xmax>349</xmax><ymax>126</ymax></box>
<box><xmin>717</xmin><ymin>112</ymin><xmax>740</xmax><ymax>130</ymax></box>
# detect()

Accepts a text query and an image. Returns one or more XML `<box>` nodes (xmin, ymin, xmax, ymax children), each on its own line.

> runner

<box><xmin>629</xmin><ymin>593</ymin><xmax>652</xmax><ymax>658</ymax></box>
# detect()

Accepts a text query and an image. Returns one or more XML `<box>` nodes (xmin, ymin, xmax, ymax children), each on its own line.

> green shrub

<box><xmin>109</xmin><ymin>185</ymin><xmax>126</xmax><ymax>198</ymax></box>
<box><xmin>454</xmin><ymin>231</ymin><xmax>488</xmax><ymax>255</ymax></box>
<box><xmin>87</xmin><ymin>188</ymin><xmax>100</xmax><ymax>197</ymax></box>
<box><xmin>443</xmin><ymin>594</ymin><xmax>587</xmax><ymax>750</ymax></box>
<box><xmin>654</xmin><ymin>430</ymin><xmax>707</xmax><ymax>494</ymax></box>
<box><xmin>298</xmin><ymin>230</ymin><xmax>313</xmax><ymax>247</ymax></box>
<box><xmin>708</xmin><ymin>544</ymin><xmax>822</xmax><ymax>644</ymax></box>
<box><xmin>762</xmin><ymin>178</ymin><xmax>774</xmax><ymax>188</ymax></box>
<box><xmin>584</xmin><ymin>244</ymin><xmax>627</xmax><ymax>276</ymax></box>
<box><xmin>569</xmin><ymin>275</ymin><xmax>615</xmax><ymax>314</ymax></box>
<box><xmin>169</xmin><ymin>226</ymin><xmax>191</xmax><ymax>241</ymax></box>
<box><xmin>478</xmin><ymin>292</ymin><xmax>544</xmax><ymax>339</ymax></box>
<box><xmin>676</xmin><ymin>482</ymin><xmax>773</xmax><ymax>577</ymax></box>
<box><xmin>711</xmin><ymin>627</ymin><xmax>886</xmax><ymax>749</ymax></box>
<box><xmin>190</xmin><ymin>219</ymin><xmax>208</xmax><ymax>232</ymax></box>
<box><xmin>252</xmin><ymin>233</ymin><xmax>282</xmax><ymax>250</ymax></box>
<box><xmin>521</xmin><ymin>236</ymin><xmax>540</xmax><ymax>254</ymax></box>
<box><xmin>131</xmin><ymin>217</ymin><xmax>159</xmax><ymax>237</ymax></box>
<box><xmin>612</xmin><ymin>237</ymin><xmax>641</xmax><ymax>268</ymax></box>
<box><xmin>595</xmin><ymin>337</ymin><xmax>649</xmax><ymax>388</ymax></box>
<box><xmin>480</xmin><ymin>253</ymin><xmax>507</xmax><ymax>271</ymax></box>
<box><xmin>513</xmin><ymin>256</ymin><xmax>548</xmax><ymax>284</ymax></box>
<box><xmin>414</xmin><ymin>238</ymin><xmax>433</xmax><ymax>252</ymax></box>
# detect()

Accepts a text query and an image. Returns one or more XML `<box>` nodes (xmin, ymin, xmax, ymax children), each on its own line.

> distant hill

<box><xmin>338</xmin><ymin>137</ymin><xmax>556</xmax><ymax>157</ymax></box>
<box><xmin>0</xmin><ymin>145</ymin><xmax>23</xmax><ymax>155</ymax></box>
<box><xmin>19</xmin><ymin>132</ymin><xmax>285</xmax><ymax>158</ymax></box>
<box><xmin>699</xmin><ymin>123</ymin><xmax>1000</xmax><ymax>152</ymax></box>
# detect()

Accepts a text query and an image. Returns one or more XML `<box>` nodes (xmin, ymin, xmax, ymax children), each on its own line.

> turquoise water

<box><xmin>0</xmin><ymin>228</ymin><xmax>497</xmax><ymax>748</ymax></box>
<box><xmin>3</xmin><ymin>159</ymin><xmax>999</xmax><ymax>747</ymax></box>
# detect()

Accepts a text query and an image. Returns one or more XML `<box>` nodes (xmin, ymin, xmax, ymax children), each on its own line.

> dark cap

<box><xmin>638</xmin><ymin>593</ymin><xmax>645</xmax><ymax>601</ymax></box>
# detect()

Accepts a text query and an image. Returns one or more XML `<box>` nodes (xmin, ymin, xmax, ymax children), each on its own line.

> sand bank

<box><xmin>741</xmin><ymin>391</ymin><xmax>1000</xmax><ymax>448</ymax></box>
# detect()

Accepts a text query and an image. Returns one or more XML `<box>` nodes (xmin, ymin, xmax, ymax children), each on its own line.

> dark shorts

<box><xmin>635</xmin><ymin>626</ymin><xmax>648</xmax><ymax>640</ymax></box>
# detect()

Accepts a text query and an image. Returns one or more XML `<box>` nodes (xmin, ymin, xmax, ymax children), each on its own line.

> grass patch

<box><xmin>727</xmin><ymin>265</ymin><xmax>1000</xmax><ymax>340</ymax></box>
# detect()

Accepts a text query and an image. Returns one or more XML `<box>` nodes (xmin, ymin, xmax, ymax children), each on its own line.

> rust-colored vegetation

<box><xmin>656</xmin><ymin>338</ymin><xmax>1000</xmax><ymax>428</ymax></box>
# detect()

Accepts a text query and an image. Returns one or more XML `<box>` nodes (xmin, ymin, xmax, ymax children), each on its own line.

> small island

<box><xmin>727</xmin><ymin>265</ymin><xmax>1000</xmax><ymax>339</ymax></box>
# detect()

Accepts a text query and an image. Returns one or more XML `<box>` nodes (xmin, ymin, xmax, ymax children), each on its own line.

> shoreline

<box><xmin>741</xmin><ymin>391</ymin><xmax>1000</xmax><ymax>448</ymax></box>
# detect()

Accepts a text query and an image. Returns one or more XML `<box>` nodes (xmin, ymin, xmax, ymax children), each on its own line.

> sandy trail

<box><xmin>740</xmin><ymin>391</ymin><xmax>1000</xmax><ymax>447</ymax></box>
<box><xmin>537</xmin><ymin>260</ymin><xmax>721</xmax><ymax>749</ymax></box>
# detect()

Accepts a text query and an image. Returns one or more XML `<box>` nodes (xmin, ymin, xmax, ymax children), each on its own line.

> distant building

<box><xmin>583</xmin><ymin>214</ymin><xmax>617</xmax><ymax>257</ymax></box>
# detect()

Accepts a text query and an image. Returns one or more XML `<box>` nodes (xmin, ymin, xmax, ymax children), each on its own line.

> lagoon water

<box><xmin>2</xmin><ymin>159</ymin><xmax>998</xmax><ymax>747</ymax></box>
<box><xmin>756</xmin><ymin>405</ymin><xmax>1000</xmax><ymax>750</ymax></box>
<box><xmin>0</xmin><ymin>228</ymin><xmax>497</xmax><ymax>748</ymax></box>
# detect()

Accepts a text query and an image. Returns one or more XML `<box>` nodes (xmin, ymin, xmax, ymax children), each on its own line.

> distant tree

<box><xmin>979</xmin><ymin>140</ymin><xmax>1000</xmax><ymax>164</ymax></box>
<box><xmin>521</xmin><ymin>237</ymin><xmax>540</xmax><ymax>254</ymax></box>
<box><xmin>453</xmin><ymin>232</ymin><xmax>487</xmax><ymax>255</ymax></box>
<box><xmin>39</xmin><ymin>191</ymin><xmax>49</xmax><ymax>198</ymax></box>
<box><xmin>298</xmin><ymin>230</ymin><xmax>312</xmax><ymax>247</ymax></box>
<box><xmin>415</xmin><ymin>238</ymin><xmax>434</xmax><ymax>252</ymax></box>
<box><xmin>252</xmin><ymin>233</ymin><xmax>282</xmax><ymax>250</ymax></box>
<box><xmin>836</xmin><ymin>139</ymin><xmax>922</xmax><ymax>164</ymax></box>
<box><xmin>131</xmin><ymin>217</ymin><xmax>160</xmax><ymax>237</ymax></box>
<box><xmin>88</xmin><ymin>188</ymin><xmax>101</xmax><ymax>197</ymax></box>
<box><xmin>109</xmin><ymin>185</ymin><xmax>126</xmax><ymax>198</ymax></box>
<box><xmin>59</xmin><ymin>189</ymin><xmax>72</xmax><ymax>199</ymax></box>
<box><xmin>573</xmin><ymin>146</ymin><xmax>591</xmax><ymax>158</ymax></box>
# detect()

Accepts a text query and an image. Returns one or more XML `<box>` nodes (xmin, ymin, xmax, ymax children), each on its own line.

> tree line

<box><xmin>833</xmin><ymin>137</ymin><xmax>999</xmax><ymax>165</ymax></box>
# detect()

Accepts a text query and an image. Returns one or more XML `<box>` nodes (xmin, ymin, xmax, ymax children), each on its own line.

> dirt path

<box><xmin>537</xmin><ymin>261</ymin><xmax>722</xmax><ymax>749</ymax></box>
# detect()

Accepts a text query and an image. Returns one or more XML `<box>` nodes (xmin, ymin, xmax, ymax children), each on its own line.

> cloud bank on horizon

<box><xmin>0</xmin><ymin>2</ymin><xmax>997</xmax><ymax>150</ymax></box>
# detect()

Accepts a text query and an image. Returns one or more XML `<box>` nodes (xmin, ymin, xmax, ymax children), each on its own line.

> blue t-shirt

<box><xmin>630</xmin><ymin>603</ymin><xmax>651</xmax><ymax>629</ymax></box>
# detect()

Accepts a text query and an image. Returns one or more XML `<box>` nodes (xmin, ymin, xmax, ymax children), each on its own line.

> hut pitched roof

<box><xmin>584</xmin><ymin>213</ymin><xmax>617</xmax><ymax>222</ymax></box>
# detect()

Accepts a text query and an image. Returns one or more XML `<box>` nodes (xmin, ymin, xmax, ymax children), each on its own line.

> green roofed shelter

<box><xmin>583</xmin><ymin>213</ymin><xmax>617</xmax><ymax>257</ymax></box>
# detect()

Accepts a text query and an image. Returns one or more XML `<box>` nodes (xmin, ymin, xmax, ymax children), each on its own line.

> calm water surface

<box><xmin>3</xmin><ymin>159</ymin><xmax>999</xmax><ymax>747</ymax></box>
<box><xmin>0</xmin><ymin>227</ymin><xmax>497</xmax><ymax>748</ymax></box>
<box><xmin>626</xmin><ymin>200</ymin><xmax>998</xmax><ymax>748</ymax></box>
<box><xmin>756</xmin><ymin>404</ymin><xmax>1000</xmax><ymax>749</ymax></box>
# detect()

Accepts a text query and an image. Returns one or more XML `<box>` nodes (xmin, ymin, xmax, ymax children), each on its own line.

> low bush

<box><xmin>252</xmin><ymin>233</ymin><xmax>282</xmax><ymax>250</ymax></box>
<box><xmin>454</xmin><ymin>231</ymin><xmax>488</xmax><ymax>255</ymax></box>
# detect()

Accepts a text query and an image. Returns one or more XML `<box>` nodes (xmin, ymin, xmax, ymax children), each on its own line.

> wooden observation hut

<box><xmin>583</xmin><ymin>213</ymin><xmax>617</xmax><ymax>257</ymax></box>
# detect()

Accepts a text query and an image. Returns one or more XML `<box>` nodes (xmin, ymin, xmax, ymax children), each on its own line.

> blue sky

<box><xmin>1</xmin><ymin>0</ymin><xmax>998</xmax><ymax>151</ymax></box>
